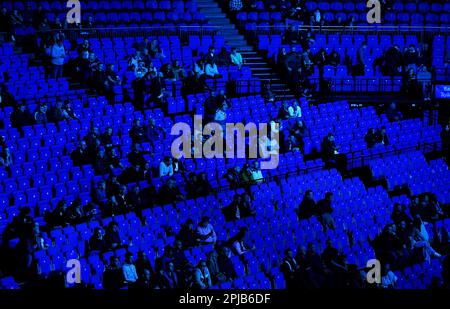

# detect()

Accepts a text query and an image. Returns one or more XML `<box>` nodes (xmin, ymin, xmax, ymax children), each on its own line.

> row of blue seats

<box><xmin>2</xmin><ymin>0</ymin><xmax>199</xmax><ymax>12</ymax></box>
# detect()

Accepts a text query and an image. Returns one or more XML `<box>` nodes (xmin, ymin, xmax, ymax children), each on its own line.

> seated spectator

<box><xmin>71</xmin><ymin>141</ymin><xmax>90</xmax><ymax>167</ymax></box>
<box><xmin>93</xmin><ymin>148</ymin><xmax>109</xmax><ymax>175</ymax></box>
<box><xmin>134</xmin><ymin>61</ymin><xmax>148</xmax><ymax>79</ymax></box>
<box><xmin>411</xmin><ymin>216</ymin><xmax>441</xmax><ymax>262</ymax></box>
<box><xmin>47</xmin><ymin>200</ymin><xmax>70</xmax><ymax>228</ymax></box>
<box><xmin>240</xmin><ymin>161</ymin><xmax>264</xmax><ymax>185</ymax></box>
<box><xmin>321</xmin><ymin>133</ymin><xmax>340</xmax><ymax>165</ymax></box>
<box><xmin>0</xmin><ymin>84</ymin><xmax>16</xmax><ymax>107</ymax></box>
<box><xmin>120</xmin><ymin>165</ymin><xmax>142</xmax><ymax>185</ymax></box>
<box><xmin>149</xmin><ymin>39</ymin><xmax>165</xmax><ymax>59</ymax></box>
<box><xmin>384</xmin><ymin>45</ymin><xmax>403</xmax><ymax>76</ymax></box>
<box><xmin>128</xmin><ymin>50</ymin><xmax>143</xmax><ymax>71</ymax></box>
<box><xmin>230</xmin><ymin>227</ymin><xmax>255</xmax><ymax>265</ymax></box>
<box><xmin>385</xmin><ymin>102</ymin><xmax>403</xmax><ymax>122</ymax></box>
<box><xmin>172</xmin><ymin>158</ymin><xmax>187</xmax><ymax>175</ymax></box>
<box><xmin>62</xmin><ymin>100</ymin><xmax>79</xmax><ymax>120</ymax></box>
<box><xmin>280</xmin><ymin>248</ymin><xmax>300</xmax><ymax>289</ymax></box>
<box><xmin>223</xmin><ymin>194</ymin><xmax>255</xmax><ymax>222</ymax></box>
<box><xmin>206</xmin><ymin>251</ymin><xmax>227</xmax><ymax>285</ymax></box>
<box><xmin>158</xmin><ymin>177</ymin><xmax>185</xmax><ymax>205</ymax></box>
<box><xmin>147</xmin><ymin>118</ymin><xmax>165</xmax><ymax>142</ymax></box>
<box><xmin>104</xmin><ymin>222</ymin><xmax>123</xmax><ymax>251</ymax></box>
<box><xmin>126</xmin><ymin>185</ymin><xmax>143</xmax><ymax>210</ymax></box>
<box><xmin>205</xmin><ymin>61</ymin><xmax>221</xmax><ymax>78</ymax></box>
<box><xmin>391</xmin><ymin>203</ymin><xmax>412</xmax><ymax>225</ymax></box>
<box><xmin>196</xmin><ymin>216</ymin><xmax>217</xmax><ymax>246</ymax></box>
<box><xmin>135</xmin><ymin>251</ymin><xmax>154</xmax><ymax>279</ymax></box>
<box><xmin>67</xmin><ymin>198</ymin><xmax>86</xmax><ymax>225</ymax></box>
<box><xmin>196</xmin><ymin>172</ymin><xmax>214</xmax><ymax>197</ymax></box>
<box><xmin>106</xmin><ymin>147</ymin><xmax>124</xmax><ymax>171</ymax></box>
<box><xmin>0</xmin><ymin>146</ymin><xmax>11</xmax><ymax>168</ymax></box>
<box><xmin>223</xmin><ymin>166</ymin><xmax>242</xmax><ymax>189</ymax></box>
<box><xmin>364</xmin><ymin>128</ymin><xmax>378</xmax><ymax>148</ymax></box>
<box><xmin>375</xmin><ymin>126</ymin><xmax>389</xmax><ymax>146</ymax></box>
<box><xmin>149</xmin><ymin>71</ymin><xmax>170</xmax><ymax>107</ymax></box>
<box><xmin>172</xmin><ymin>240</ymin><xmax>190</xmax><ymax>270</ymax></box>
<box><xmin>316</xmin><ymin>192</ymin><xmax>336</xmax><ymax>231</ymax></box>
<box><xmin>159</xmin><ymin>156</ymin><xmax>174</xmax><ymax>177</ymax></box>
<box><xmin>230</xmin><ymin>47</ymin><xmax>244</xmax><ymax>70</ymax></box>
<box><xmin>328</xmin><ymin>49</ymin><xmax>341</xmax><ymax>67</ymax></box>
<box><xmin>103</xmin><ymin>256</ymin><xmax>125</xmax><ymax>290</ymax></box>
<box><xmin>217</xmin><ymin>246</ymin><xmax>237</xmax><ymax>281</ymax></box>
<box><xmin>193</xmin><ymin>260</ymin><xmax>212</xmax><ymax>289</ymax></box>
<box><xmin>127</xmin><ymin>143</ymin><xmax>147</xmax><ymax>168</ymax></box>
<box><xmin>261</xmin><ymin>83</ymin><xmax>275</xmax><ymax>102</ymax></box>
<box><xmin>217</xmin><ymin>47</ymin><xmax>231</xmax><ymax>66</ymax></box>
<box><xmin>297</xmin><ymin>190</ymin><xmax>316</xmax><ymax>219</ymax></box>
<box><xmin>194</xmin><ymin>59</ymin><xmax>206</xmax><ymax>76</ymax></box>
<box><xmin>101</xmin><ymin>127</ymin><xmax>114</xmax><ymax>150</ymax></box>
<box><xmin>92</xmin><ymin>181</ymin><xmax>108</xmax><ymax>208</ymax></box>
<box><xmin>34</xmin><ymin>103</ymin><xmax>48</xmax><ymax>125</ymax></box>
<box><xmin>172</xmin><ymin>60</ymin><xmax>186</xmax><ymax>81</ymax></box>
<box><xmin>177</xmin><ymin>218</ymin><xmax>198</xmax><ymax>249</ymax></box>
<box><xmin>380</xmin><ymin>264</ymin><xmax>398</xmax><ymax>289</ymax></box>
<box><xmin>105</xmin><ymin>64</ymin><xmax>122</xmax><ymax>89</ymax></box>
<box><xmin>123</xmin><ymin>252</ymin><xmax>139</xmax><ymax>287</ymax></box>
<box><xmin>89</xmin><ymin>227</ymin><xmax>106</xmax><ymax>252</ymax></box>
<box><xmin>283</xmin><ymin>25</ymin><xmax>299</xmax><ymax>45</ymax></box>
<box><xmin>278</xmin><ymin>101</ymin><xmax>294</xmax><ymax>120</ymax></box>
<box><xmin>321</xmin><ymin>239</ymin><xmax>349</xmax><ymax>287</ymax></box>
<box><xmin>310</xmin><ymin>9</ymin><xmax>325</xmax><ymax>28</ymax></box>
<box><xmin>161</xmin><ymin>261</ymin><xmax>180</xmax><ymax>289</ymax></box>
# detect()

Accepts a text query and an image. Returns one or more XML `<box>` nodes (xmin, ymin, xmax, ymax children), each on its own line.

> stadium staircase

<box><xmin>195</xmin><ymin>0</ymin><xmax>296</xmax><ymax>99</ymax></box>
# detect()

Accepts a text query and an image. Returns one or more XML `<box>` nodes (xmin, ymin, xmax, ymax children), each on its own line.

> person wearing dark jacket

<box><xmin>364</xmin><ymin>128</ymin><xmax>378</xmax><ymax>148</ymax></box>
<box><xmin>280</xmin><ymin>248</ymin><xmax>300</xmax><ymax>289</ymax></box>
<box><xmin>375</xmin><ymin>126</ymin><xmax>389</xmax><ymax>146</ymax></box>
<box><xmin>103</xmin><ymin>256</ymin><xmax>125</xmax><ymax>290</ymax></box>
<box><xmin>222</xmin><ymin>194</ymin><xmax>255</xmax><ymax>222</ymax></box>
<box><xmin>316</xmin><ymin>192</ymin><xmax>336</xmax><ymax>231</ymax></box>
<box><xmin>89</xmin><ymin>227</ymin><xmax>106</xmax><ymax>252</ymax></box>
<box><xmin>10</xmin><ymin>103</ymin><xmax>34</xmax><ymax>128</ymax></box>
<box><xmin>297</xmin><ymin>190</ymin><xmax>316</xmax><ymax>219</ymax></box>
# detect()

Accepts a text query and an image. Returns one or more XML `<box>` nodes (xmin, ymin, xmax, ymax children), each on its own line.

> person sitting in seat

<box><xmin>364</xmin><ymin>128</ymin><xmax>378</xmax><ymax>148</ymax></box>
<box><xmin>196</xmin><ymin>216</ymin><xmax>217</xmax><ymax>246</ymax></box>
<box><xmin>222</xmin><ymin>194</ymin><xmax>255</xmax><ymax>222</ymax></box>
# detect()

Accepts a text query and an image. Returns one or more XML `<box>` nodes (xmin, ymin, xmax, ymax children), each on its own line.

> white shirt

<box><xmin>197</xmin><ymin>224</ymin><xmax>217</xmax><ymax>244</ymax></box>
<box><xmin>123</xmin><ymin>264</ymin><xmax>138</xmax><ymax>283</ymax></box>
<box><xmin>205</xmin><ymin>63</ymin><xmax>219</xmax><ymax>77</ymax></box>
<box><xmin>159</xmin><ymin>161</ymin><xmax>174</xmax><ymax>177</ymax></box>
<box><xmin>194</xmin><ymin>267</ymin><xmax>212</xmax><ymax>289</ymax></box>
<box><xmin>381</xmin><ymin>271</ymin><xmax>397</xmax><ymax>288</ymax></box>
<box><xmin>231</xmin><ymin>52</ymin><xmax>243</xmax><ymax>67</ymax></box>
<box><xmin>51</xmin><ymin>44</ymin><xmax>66</xmax><ymax>65</ymax></box>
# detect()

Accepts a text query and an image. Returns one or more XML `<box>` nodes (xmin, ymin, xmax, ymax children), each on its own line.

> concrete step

<box><xmin>196</xmin><ymin>2</ymin><xmax>220</xmax><ymax>9</ymax></box>
<box><xmin>208</xmin><ymin>19</ymin><xmax>231</xmax><ymax>25</ymax></box>
<box><xmin>203</xmin><ymin>13</ymin><xmax>228</xmax><ymax>19</ymax></box>
<box><xmin>200</xmin><ymin>7</ymin><xmax>223</xmax><ymax>14</ymax></box>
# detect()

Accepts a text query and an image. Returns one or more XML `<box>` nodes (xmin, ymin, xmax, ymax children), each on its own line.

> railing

<box><xmin>345</xmin><ymin>140</ymin><xmax>442</xmax><ymax>170</ymax></box>
<box><xmin>32</xmin><ymin>25</ymin><xmax>223</xmax><ymax>42</ymax></box>
<box><xmin>304</xmin><ymin>76</ymin><xmax>434</xmax><ymax>94</ymax></box>
<box><xmin>248</xmin><ymin>24</ymin><xmax>450</xmax><ymax>34</ymax></box>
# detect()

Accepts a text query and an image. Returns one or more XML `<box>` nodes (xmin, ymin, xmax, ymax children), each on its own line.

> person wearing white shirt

<box><xmin>381</xmin><ymin>264</ymin><xmax>397</xmax><ymax>288</ymax></box>
<box><xmin>159</xmin><ymin>156</ymin><xmax>174</xmax><ymax>177</ymax></box>
<box><xmin>205</xmin><ymin>61</ymin><xmax>220</xmax><ymax>78</ymax></box>
<box><xmin>230</xmin><ymin>47</ymin><xmax>244</xmax><ymax>70</ymax></box>
<box><xmin>122</xmin><ymin>252</ymin><xmax>139</xmax><ymax>285</ymax></box>
<box><xmin>196</xmin><ymin>216</ymin><xmax>217</xmax><ymax>245</ymax></box>
<box><xmin>194</xmin><ymin>260</ymin><xmax>212</xmax><ymax>289</ymax></box>
<box><xmin>50</xmin><ymin>40</ymin><xmax>66</xmax><ymax>79</ymax></box>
